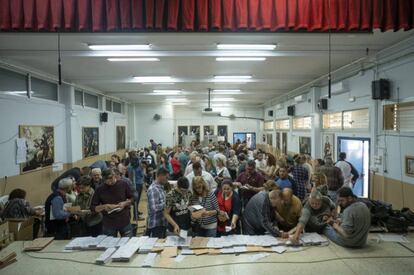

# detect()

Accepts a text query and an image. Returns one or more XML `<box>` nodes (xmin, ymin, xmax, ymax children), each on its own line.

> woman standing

<box><xmin>190</xmin><ymin>176</ymin><xmax>222</xmax><ymax>237</ymax></box>
<box><xmin>202</xmin><ymin>155</ymin><xmax>217</xmax><ymax>177</ymax></box>
<box><xmin>214</xmin><ymin>179</ymin><xmax>241</xmax><ymax>236</ymax></box>
<box><xmin>226</xmin><ymin>150</ymin><xmax>239</xmax><ymax>180</ymax></box>
<box><xmin>159</xmin><ymin>153</ymin><xmax>173</xmax><ymax>175</ymax></box>
<box><xmin>214</xmin><ymin>155</ymin><xmax>231</xmax><ymax>187</ymax></box>
<box><xmin>170</xmin><ymin>153</ymin><xmax>182</xmax><ymax>180</ymax></box>
<box><xmin>261</xmin><ymin>153</ymin><xmax>277</xmax><ymax>180</ymax></box>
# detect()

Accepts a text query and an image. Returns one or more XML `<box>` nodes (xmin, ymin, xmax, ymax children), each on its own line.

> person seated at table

<box><xmin>242</xmin><ymin>190</ymin><xmax>289</xmax><ymax>238</ymax></box>
<box><xmin>190</xmin><ymin>176</ymin><xmax>222</xmax><ymax>237</ymax></box>
<box><xmin>45</xmin><ymin>178</ymin><xmax>75</xmax><ymax>240</ymax></box>
<box><xmin>291</xmin><ymin>190</ymin><xmax>336</xmax><ymax>243</ymax></box>
<box><xmin>164</xmin><ymin>177</ymin><xmax>192</xmax><ymax>235</ymax></box>
<box><xmin>215</xmin><ymin>179</ymin><xmax>241</xmax><ymax>236</ymax></box>
<box><xmin>2</xmin><ymin>188</ymin><xmax>43</xmax><ymax>239</ymax></box>
<box><xmin>91</xmin><ymin>169</ymin><xmax>133</xmax><ymax>237</ymax></box>
<box><xmin>323</xmin><ymin>187</ymin><xmax>371</xmax><ymax>248</ymax></box>
<box><xmin>274</xmin><ymin>188</ymin><xmax>303</xmax><ymax>231</ymax></box>
<box><xmin>73</xmin><ymin>176</ymin><xmax>103</xmax><ymax>237</ymax></box>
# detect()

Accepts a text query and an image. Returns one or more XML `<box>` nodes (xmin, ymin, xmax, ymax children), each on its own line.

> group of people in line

<box><xmin>0</xmin><ymin>139</ymin><xmax>371</xmax><ymax>248</ymax></box>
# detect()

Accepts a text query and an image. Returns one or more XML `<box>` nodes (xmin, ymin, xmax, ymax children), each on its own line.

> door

<box><xmin>337</xmin><ymin>137</ymin><xmax>370</xmax><ymax>198</ymax></box>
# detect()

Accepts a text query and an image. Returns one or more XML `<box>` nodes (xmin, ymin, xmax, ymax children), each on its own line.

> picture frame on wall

<box><xmin>82</xmin><ymin>127</ymin><xmax>99</xmax><ymax>158</ymax></box>
<box><xmin>116</xmin><ymin>126</ymin><xmax>126</xmax><ymax>150</ymax></box>
<box><xmin>299</xmin><ymin>136</ymin><xmax>312</xmax><ymax>155</ymax></box>
<box><xmin>203</xmin><ymin>125</ymin><xmax>214</xmax><ymax>136</ymax></box>
<box><xmin>19</xmin><ymin>125</ymin><xmax>54</xmax><ymax>173</ymax></box>
<box><xmin>177</xmin><ymin>126</ymin><xmax>188</xmax><ymax>145</ymax></box>
<box><xmin>189</xmin><ymin>126</ymin><xmax>200</xmax><ymax>142</ymax></box>
<box><xmin>276</xmin><ymin>132</ymin><xmax>281</xmax><ymax>151</ymax></box>
<box><xmin>282</xmin><ymin>132</ymin><xmax>288</xmax><ymax>155</ymax></box>
<box><xmin>217</xmin><ymin>125</ymin><xmax>228</xmax><ymax>141</ymax></box>
<box><xmin>322</xmin><ymin>133</ymin><xmax>335</xmax><ymax>160</ymax></box>
<box><xmin>406</xmin><ymin>156</ymin><xmax>414</xmax><ymax>177</ymax></box>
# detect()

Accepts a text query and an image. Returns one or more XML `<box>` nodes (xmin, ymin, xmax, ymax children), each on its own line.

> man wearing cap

<box><xmin>323</xmin><ymin>187</ymin><xmax>370</xmax><ymax>248</ymax></box>
<box><xmin>91</xmin><ymin>169</ymin><xmax>133</xmax><ymax>237</ymax></box>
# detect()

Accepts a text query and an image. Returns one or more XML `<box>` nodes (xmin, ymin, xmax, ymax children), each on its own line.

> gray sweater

<box><xmin>339</xmin><ymin>202</ymin><xmax>371</xmax><ymax>247</ymax></box>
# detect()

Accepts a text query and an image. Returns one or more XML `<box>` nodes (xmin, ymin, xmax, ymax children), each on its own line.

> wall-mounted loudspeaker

<box><xmin>100</xmin><ymin>112</ymin><xmax>108</xmax><ymax>122</ymax></box>
<box><xmin>268</xmin><ymin>110</ymin><xmax>274</xmax><ymax>117</ymax></box>
<box><xmin>318</xmin><ymin>99</ymin><xmax>328</xmax><ymax>110</ymax></box>
<box><xmin>287</xmin><ymin>105</ymin><xmax>295</xmax><ymax>116</ymax></box>
<box><xmin>153</xmin><ymin>114</ymin><xmax>161</xmax><ymax>120</ymax></box>
<box><xmin>372</xmin><ymin>79</ymin><xmax>390</xmax><ymax>100</ymax></box>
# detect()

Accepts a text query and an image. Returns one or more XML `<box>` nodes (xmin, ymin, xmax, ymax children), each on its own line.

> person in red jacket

<box><xmin>170</xmin><ymin>153</ymin><xmax>182</xmax><ymax>180</ymax></box>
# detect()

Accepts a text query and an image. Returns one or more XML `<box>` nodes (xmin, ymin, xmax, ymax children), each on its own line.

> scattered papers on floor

<box><xmin>249</xmin><ymin>253</ymin><xmax>271</xmax><ymax>262</ymax></box>
<box><xmin>378</xmin><ymin>234</ymin><xmax>410</xmax><ymax>243</ymax></box>
<box><xmin>272</xmin><ymin>246</ymin><xmax>287</xmax><ymax>254</ymax></box>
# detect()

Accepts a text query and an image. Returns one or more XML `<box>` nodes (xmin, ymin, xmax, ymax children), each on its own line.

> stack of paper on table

<box><xmin>139</xmin><ymin>238</ymin><xmax>158</xmax><ymax>253</ymax></box>
<box><xmin>111</xmin><ymin>237</ymin><xmax>143</xmax><ymax>262</ymax></box>
<box><xmin>64</xmin><ymin>237</ymin><xmax>93</xmax><ymax>250</ymax></box>
<box><xmin>190</xmin><ymin>237</ymin><xmax>209</xmax><ymax>249</ymax></box>
<box><xmin>23</xmin><ymin>237</ymin><xmax>54</xmax><ymax>251</ymax></box>
<box><xmin>97</xmin><ymin>237</ymin><xmax>121</xmax><ymax>249</ymax></box>
<box><xmin>88</xmin><ymin>235</ymin><xmax>107</xmax><ymax>249</ymax></box>
<box><xmin>180</xmin><ymin>248</ymin><xmax>194</xmax><ymax>255</ymax></box>
<box><xmin>96</xmin><ymin>247</ymin><xmax>116</xmax><ymax>265</ymax></box>
<box><xmin>164</xmin><ymin>236</ymin><xmax>192</xmax><ymax>247</ymax></box>
<box><xmin>141</xmin><ymin>253</ymin><xmax>158</xmax><ymax>267</ymax></box>
<box><xmin>300</xmin><ymin>233</ymin><xmax>328</xmax><ymax>245</ymax></box>
<box><xmin>116</xmin><ymin>237</ymin><xmax>131</xmax><ymax>248</ymax></box>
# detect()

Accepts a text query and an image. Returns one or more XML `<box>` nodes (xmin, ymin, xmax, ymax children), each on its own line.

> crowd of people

<box><xmin>0</xmin><ymin>139</ymin><xmax>371</xmax><ymax>248</ymax></box>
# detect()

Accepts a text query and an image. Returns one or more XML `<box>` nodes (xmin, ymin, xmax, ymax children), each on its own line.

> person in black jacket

<box><xmin>215</xmin><ymin>179</ymin><xmax>241</xmax><ymax>236</ymax></box>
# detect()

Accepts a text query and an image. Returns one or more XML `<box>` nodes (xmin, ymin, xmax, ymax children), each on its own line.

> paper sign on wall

<box><xmin>52</xmin><ymin>162</ymin><xmax>64</xmax><ymax>172</ymax></box>
<box><xmin>16</xmin><ymin>138</ymin><xmax>27</xmax><ymax>164</ymax></box>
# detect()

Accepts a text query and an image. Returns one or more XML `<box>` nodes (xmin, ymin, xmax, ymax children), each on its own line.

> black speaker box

<box><xmin>100</xmin><ymin>112</ymin><xmax>108</xmax><ymax>122</ymax></box>
<box><xmin>287</xmin><ymin>105</ymin><xmax>295</xmax><ymax>116</ymax></box>
<box><xmin>318</xmin><ymin>98</ymin><xmax>328</xmax><ymax>110</ymax></box>
<box><xmin>372</xmin><ymin>79</ymin><xmax>390</xmax><ymax>100</ymax></box>
<box><xmin>268</xmin><ymin>110</ymin><xmax>274</xmax><ymax>117</ymax></box>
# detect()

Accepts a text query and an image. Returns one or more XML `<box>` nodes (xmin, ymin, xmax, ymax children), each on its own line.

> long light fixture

<box><xmin>217</xmin><ymin>44</ymin><xmax>276</xmax><ymax>50</ymax></box>
<box><xmin>211</xmin><ymin>103</ymin><xmax>231</xmax><ymax>107</ymax></box>
<box><xmin>212</xmin><ymin>89</ymin><xmax>241</xmax><ymax>92</ymax></box>
<box><xmin>211</xmin><ymin>97</ymin><xmax>235</xmax><ymax>102</ymax></box>
<box><xmin>134</xmin><ymin>76</ymin><xmax>175</xmax><ymax>83</ymax></box>
<box><xmin>213</xmin><ymin>75</ymin><xmax>252</xmax><ymax>83</ymax></box>
<box><xmin>89</xmin><ymin>44</ymin><xmax>151</xmax><ymax>50</ymax></box>
<box><xmin>165</xmin><ymin>97</ymin><xmax>188</xmax><ymax>102</ymax></box>
<box><xmin>107</xmin><ymin>58</ymin><xmax>159</xmax><ymax>62</ymax></box>
<box><xmin>153</xmin><ymin>90</ymin><xmax>182</xmax><ymax>95</ymax></box>
<box><xmin>216</xmin><ymin>57</ymin><xmax>266</xmax><ymax>61</ymax></box>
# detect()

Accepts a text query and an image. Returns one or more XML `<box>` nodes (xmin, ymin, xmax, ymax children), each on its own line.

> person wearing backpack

<box><xmin>335</xmin><ymin>152</ymin><xmax>359</xmax><ymax>188</ymax></box>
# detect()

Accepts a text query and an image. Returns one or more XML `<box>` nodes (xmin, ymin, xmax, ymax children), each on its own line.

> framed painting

<box><xmin>116</xmin><ymin>126</ymin><xmax>126</xmax><ymax>150</ymax></box>
<box><xmin>217</xmin><ymin>125</ymin><xmax>228</xmax><ymax>141</ymax></box>
<box><xmin>299</xmin><ymin>136</ymin><xmax>312</xmax><ymax>155</ymax></box>
<box><xmin>189</xmin><ymin>126</ymin><xmax>200</xmax><ymax>142</ymax></box>
<box><xmin>203</xmin><ymin>125</ymin><xmax>214</xmax><ymax>136</ymax></box>
<box><xmin>19</xmin><ymin>125</ymin><xmax>54</xmax><ymax>173</ymax></box>
<box><xmin>177</xmin><ymin>126</ymin><xmax>188</xmax><ymax>145</ymax></box>
<box><xmin>322</xmin><ymin>133</ymin><xmax>335</xmax><ymax>160</ymax></box>
<box><xmin>406</xmin><ymin>156</ymin><xmax>414</xmax><ymax>177</ymax></box>
<box><xmin>82</xmin><ymin>127</ymin><xmax>99</xmax><ymax>158</ymax></box>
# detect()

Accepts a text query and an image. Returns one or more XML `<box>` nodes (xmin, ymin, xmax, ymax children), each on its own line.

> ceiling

<box><xmin>0</xmin><ymin>30</ymin><xmax>413</xmax><ymax>108</ymax></box>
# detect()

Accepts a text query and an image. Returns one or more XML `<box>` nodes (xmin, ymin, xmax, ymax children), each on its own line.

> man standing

<box><xmin>90</xmin><ymin>168</ymin><xmax>103</xmax><ymax>190</ymax></box>
<box><xmin>319</xmin><ymin>157</ymin><xmax>344</xmax><ymax>202</ymax></box>
<box><xmin>275</xmin><ymin>166</ymin><xmax>297</xmax><ymax>195</ymax></box>
<box><xmin>235</xmin><ymin>160</ymin><xmax>265</xmax><ymax>207</ymax></box>
<box><xmin>186</xmin><ymin>162</ymin><xmax>215</xmax><ymax>191</ymax></box>
<box><xmin>150</xmin><ymin>139</ymin><xmax>158</xmax><ymax>151</ymax></box>
<box><xmin>91</xmin><ymin>169</ymin><xmax>133</xmax><ymax>237</ymax></box>
<box><xmin>291</xmin><ymin>156</ymin><xmax>309</xmax><ymax>201</ymax></box>
<box><xmin>335</xmin><ymin>152</ymin><xmax>359</xmax><ymax>188</ymax></box>
<box><xmin>243</xmin><ymin>190</ymin><xmax>288</xmax><ymax>238</ymax></box>
<box><xmin>147</xmin><ymin>168</ymin><xmax>170</xmax><ymax>238</ymax></box>
<box><xmin>324</xmin><ymin>187</ymin><xmax>370</xmax><ymax>248</ymax></box>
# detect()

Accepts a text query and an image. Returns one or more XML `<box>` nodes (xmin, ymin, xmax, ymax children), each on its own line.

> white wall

<box><xmin>128</xmin><ymin>104</ymin><xmax>263</xmax><ymax>148</ymax></box>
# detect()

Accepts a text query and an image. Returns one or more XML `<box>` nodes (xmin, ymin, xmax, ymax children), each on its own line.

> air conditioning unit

<box><xmin>331</xmin><ymin>81</ymin><xmax>349</xmax><ymax>95</ymax></box>
<box><xmin>294</xmin><ymin>95</ymin><xmax>306</xmax><ymax>103</ymax></box>
<box><xmin>276</xmin><ymin>104</ymin><xmax>283</xmax><ymax>110</ymax></box>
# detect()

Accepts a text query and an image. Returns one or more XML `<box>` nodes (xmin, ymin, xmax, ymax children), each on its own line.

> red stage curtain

<box><xmin>0</xmin><ymin>0</ymin><xmax>413</xmax><ymax>32</ymax></box>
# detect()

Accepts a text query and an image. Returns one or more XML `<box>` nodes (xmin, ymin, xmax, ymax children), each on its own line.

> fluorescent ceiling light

<box><xmin>165</xmin><ymin>97</ymin><xmax>188</xmax><ymax>102</ymax></box>
<box><xmin>134</xmin><ymin>76</ymin><xmax>175</xmax><ymax>83</ymax></box>
<box><xmin>153</xmin><ymin>90</ymin><xmax>182</xmax><ymax>95</ymax></box>
<box><xmin>212</xmin><ymin>97</ymin><xmax>235</xmax><ymax>102</ymax></box>
<box><xmin>89</xmin><ymin>44</ymin><xmax>151</xmax><ymax>50</ymax></box>
<box><xmin>214</xmin><ymin>75</ymin><xmax>252</xmax><ymax>79</ymax></box>
<box><xmin>217</xmin><ymin>44</ymin><xmax>276</xmax><ymax>50</ymax></box>
<box><xmin>107</xmin><ymin>58</ymin><xmax>159</xmax><ymax>62</ymax></box>
<box><xmin>216</xmin><ymin>57</ymin><xmax>266</xmax><ymax>61</ymax></box>
<box><xmin>213</xmin><ymin>89</ymin><xmax>241</xmax><ymax>92</ymax></box>
<box><xmin>211</xmin><ymin>103</ymin><xmax>231</xmax><ymax>107</ymax></box>
<box><xmin>171</xmin><ymin>102</ymin><xmax>189</xmax><ymax>105</ymax></box>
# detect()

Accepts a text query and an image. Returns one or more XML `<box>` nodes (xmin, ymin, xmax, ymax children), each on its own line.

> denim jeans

<box><xmin>323</xmin><ymin>225</ymin><xmax>345</xmax><ymax>247</ymax></box>
<box><xmin>195</xmin><ymin>227</ymin><xmax>217</xmax><ymax>238</ymax></box>
<box><xmin>147</xmin><ymin>226</ymin><xmax>167</xmax><ymax>238</ymax></box>
<box><xmin>103</xmin><ymin>223</ymin><xmax>133</xmax><ymax>237</ymax></box>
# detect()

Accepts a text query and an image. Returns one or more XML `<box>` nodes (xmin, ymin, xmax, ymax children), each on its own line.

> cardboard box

<box><xmin>6</xmin><ymin>217</ymin><xmax>34</xmax><ymax>241</ymax></box>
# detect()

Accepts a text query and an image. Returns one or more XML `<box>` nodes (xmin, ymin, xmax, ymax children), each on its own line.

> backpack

<box><xmin>381</xmin><ymin>210</ymin><xmax>409</xmax><ymax>233</ymax></box>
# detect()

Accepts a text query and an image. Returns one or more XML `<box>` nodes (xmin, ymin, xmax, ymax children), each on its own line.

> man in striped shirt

<box><xmin>291</xmin><ymin>156</ymin><xmax>309</xmax><ymax>201</ymax></box>
<box><xmin>147</xmin><ymin>168</ymin><xmax>169</xmax><ymax>238</ymax></box>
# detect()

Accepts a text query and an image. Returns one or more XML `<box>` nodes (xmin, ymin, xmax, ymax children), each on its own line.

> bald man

<box><xmin>275</xmin><ymin>188</ymin><xmax>303</xmax><ymax>231</ymax></box>
<box><xmin>243</xmin><ymin>190</ymin><xmax>289</xmax><ymax>238</ymax></box>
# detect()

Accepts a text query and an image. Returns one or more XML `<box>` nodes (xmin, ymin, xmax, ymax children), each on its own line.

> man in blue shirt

<box><xmin>147</xmin><ymin>168</ymin><xmax>169</xmax><ymax>238</ymax></box>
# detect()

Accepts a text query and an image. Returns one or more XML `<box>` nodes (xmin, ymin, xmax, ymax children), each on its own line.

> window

<box><xmin>264</xmin><ymin>121</ymin><xmax>274</xmax><ymax>131</ymax></box>
<box><xmin>0</xmin><ymin>67</ymin><xmax>27</xmax><ymax>96</ymax></box>
<box><xmin>293</xmin><ymin>116</ymin><xmax>312</xmax><ymax>130</ymax></box>
<box><xmin>75</xmin><ymin>90</ymin><xmax>83</xmax><ymax>106</ymax></box>
<box><xmin>323</xmin><ymin>112</ymin><xmax>342</xmax><ymax>129</ymax></box>
<box><xmin>106</xmin><ymin>99</ymin><xmax>112</xmax><ymax>111</ymax></box>
<box><xmin>84</xmin><ymin>92</ymin><xmax>99</xmax><ymax>109</ymax></box>
<box><xmin>343</xmin><ymin>108</ymin><xmax>369</xmax><ymax>129</ymax></box>
<box><xmin>275</xmin><ymin>119</ymin><xmax>290</xmax><ymax>130</ymax></box>
<box><xmin>31</xmin><ymin>77</ymin><xmax>58</xmax><ymax>101</ymax></box>
<box><xmin>113</xmin><ymin>101</ymin><xmax>122</xmax><ymax>114</ymax></box>
<box><xmin>384</xmin><ymin>102</ymin><xmax>414</xmax><ymax>132</ymax></box>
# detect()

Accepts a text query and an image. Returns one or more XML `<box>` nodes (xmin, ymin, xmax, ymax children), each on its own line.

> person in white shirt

<box><xmin>335</xmin><ymin>152</ymin><xmax>353</xmax><ymax>188</ymax></box>
<box><xmin>214</xmin><ymin>154</ymin><xmax>231</xmax><ymax>179</ymax></box>
<box><xmin>255</xmin><ymin>152</ymin><xmax>267</xmax><ymax>173</ymax></box>
<box><xmin>186</xmin><ymin>162</ymin><xmax>216</xmax><ymax>191</ymax></box>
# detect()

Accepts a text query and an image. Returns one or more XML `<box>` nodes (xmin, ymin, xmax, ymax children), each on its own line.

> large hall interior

<box><xmin>1</xmin><ymin>1</ymin><xmax>414</xmax><ymax>274</ymax></box>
